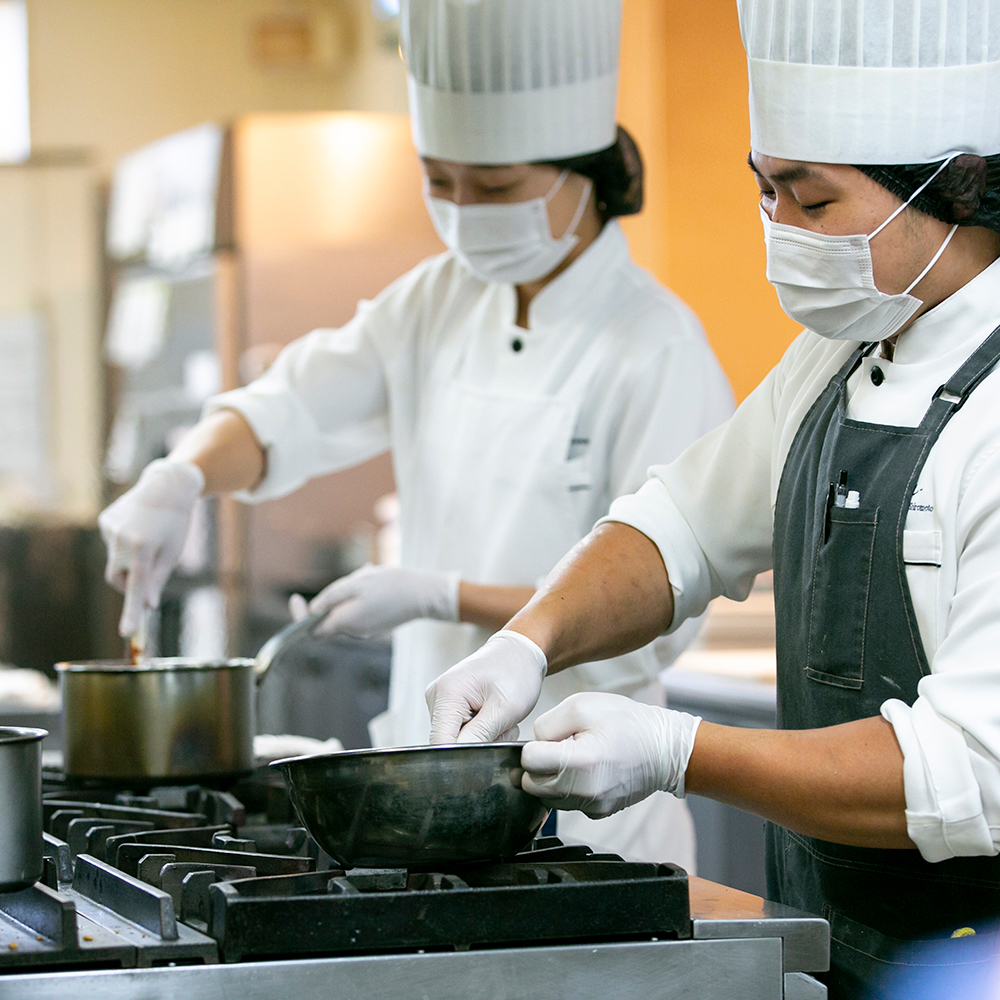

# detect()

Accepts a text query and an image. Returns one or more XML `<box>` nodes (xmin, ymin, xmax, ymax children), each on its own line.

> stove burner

<box><xmin>210</xmin><ymin>845</ymin><xmax>690</xmax><ymax>963</ymax></box>
<box><xmin>0</xmin><ymin>769</ymin><xmax>690</xmax><ymax>973</ymax></box>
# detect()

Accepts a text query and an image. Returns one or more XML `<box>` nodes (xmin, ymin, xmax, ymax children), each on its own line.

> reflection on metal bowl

<box><xmin>271</xmin><ymin>743</ymin><xmax>549</xmax><ymax>867</ymax></box>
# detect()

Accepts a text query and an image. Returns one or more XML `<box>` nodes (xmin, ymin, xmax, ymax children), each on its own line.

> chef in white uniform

<box><xmin>98</xmin><ymin>0</ymin><xmax>733</xmax><ymax>867</ymax></box>
<box><xmin>425</xmin><ymin>0</ymin><xmax>1000</xmax><ymax>994</ymax></box>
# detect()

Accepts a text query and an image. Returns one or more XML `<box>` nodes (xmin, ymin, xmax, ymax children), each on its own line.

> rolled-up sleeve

<box><xmin>205</xmin><ymin>306</ymin><xmax>391</xmax><ymax>503</ymax></box>
<box><xmin>601</xmin><ymin>364</ymin><xmax>781</xmax><ymax>632</ymax></box>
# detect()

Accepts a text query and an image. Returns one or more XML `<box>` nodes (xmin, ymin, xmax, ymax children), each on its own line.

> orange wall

<box><xmin>618</xmin><ymin>0</ymin><xmax>801</xmax><ymax>402</ymax></box>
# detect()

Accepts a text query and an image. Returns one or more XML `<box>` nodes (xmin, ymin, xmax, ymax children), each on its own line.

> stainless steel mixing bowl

<box><xmin>271</xmin><ymin>743</ymin><xmax>549</xmax><ymax>867</ymax></box>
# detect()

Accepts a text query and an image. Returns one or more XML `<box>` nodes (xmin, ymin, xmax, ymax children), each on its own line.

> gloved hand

<box><xmin>289</xmin><ymin>564</ymin><xmax>460</xmax><ymax>640</ymax></box>
<box><xmin>426</xmin><ymin>630</ymin><xmax>548</xmax><ymax>744</ymax></box>
<box><xmin>521</xmin><ymin>693</ymin><xmax>702</xmax><ymax>818</ymax></box>
<box><xmin>98</xmin><ymin>459</ymin><xmax>205</xmax><ymax>637</ymax></box>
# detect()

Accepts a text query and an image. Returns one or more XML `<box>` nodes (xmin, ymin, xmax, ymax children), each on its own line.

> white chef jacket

<box><xmin>605</xmin><ymin>255</ymin><xmax>1000</xmax><ymax>865</ymax></box>
<box><xmin>208</xmin><ymin>219</ymin><xmax>732</xmax><ymax>701</ymax></box>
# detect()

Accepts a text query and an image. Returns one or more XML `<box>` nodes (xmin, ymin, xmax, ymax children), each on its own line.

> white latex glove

<box><xmin>98</xmin><ymin>459</ymin><xmax>205</xmax><ymax>638</ymax></box>
<box><xmin>426</xmin><ymin>630</ymin><xmax>548</xmax><ymax>744</ymax></box>
<box><xmin>289</xmin><ymin>564</ymin><xmax>460</xmax><ymax>640</ymax></box>
<box><xmin>520</xmin><ymin>692</ymin><xmax>702</xmax><ymax>818</ymax></box>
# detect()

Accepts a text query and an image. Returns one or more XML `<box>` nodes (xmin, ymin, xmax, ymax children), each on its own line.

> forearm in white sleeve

<box><xmin>205</xmin><ymin>318</ymin><xmax>389</xmax><ymax>503</ymax></box>
<box><xmin>599</xmin><ymin>366</ymin><xmax>780</xmax><ymax>632</ymax></box>
<box><xmin>601</xmin><ymin>479</ymin><xmax>714</xmax><ymax>632</ymax></box>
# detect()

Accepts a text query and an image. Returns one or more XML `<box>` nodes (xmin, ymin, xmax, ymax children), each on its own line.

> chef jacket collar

<box><xmin>891</xmin><ymin>256</ymin><xmax>1000</xmax><ymax>367</ymax></box>
<box><xmin>522</xmin><ymin>220</ymin><xmax>631</xmax><ymax>332</ymax></box>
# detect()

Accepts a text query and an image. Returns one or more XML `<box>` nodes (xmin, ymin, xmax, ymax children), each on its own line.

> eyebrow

<box><xmin>746</xmin><ymin>151</ymin><xmax>821</xmax><ymax>185</ymax></box>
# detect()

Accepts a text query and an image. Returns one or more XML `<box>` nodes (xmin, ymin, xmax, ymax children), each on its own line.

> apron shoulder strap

<box><xmin>931</xmin><ymin>321</ymin><xmax>1000</xmax><ymax>414</ymax></box>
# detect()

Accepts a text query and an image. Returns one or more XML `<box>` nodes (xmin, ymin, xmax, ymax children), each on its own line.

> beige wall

<box><xmin>26</xmin><ymin>0</ymin><xmax>409</xmax><ymax>173</ymax></box>
<box><xmin>11</xmin><ymin>2</ymin><xmax>409</xmax><ymax>524</ymax></box>
<box><xmin>619</xmin><ymin>0</ymin><xmax>801</xmax><ymax>402</ymax></box>
<box><xmin>19</xmin><ymin>0</ymin><xmax>801</xmax><ymax>489</ymax></box>
<box><xmin>24</xmin><ymin>0</ymin><xmax>800</xmax><ymax>403</ymax></box>
<box><xmin>0</xmin><ymin>162</ymin><xmax>102</xmax><ymax>521</ymax></box>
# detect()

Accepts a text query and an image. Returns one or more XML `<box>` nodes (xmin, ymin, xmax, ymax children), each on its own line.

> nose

<box><xmin>450</xmin><ymin>183</ymin><xmax>476</xmax><ymax>206</ymax></box>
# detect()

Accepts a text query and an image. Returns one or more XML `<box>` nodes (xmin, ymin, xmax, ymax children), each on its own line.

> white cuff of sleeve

<box><xmin>203</xmin><ymin>393</ymin><xmax>287</xmax><ymax>504</ymax></box>
<box><xmin>882</xmin><ymin>697</ymin><xmax>996</xmax><ymax>861</ymax></box>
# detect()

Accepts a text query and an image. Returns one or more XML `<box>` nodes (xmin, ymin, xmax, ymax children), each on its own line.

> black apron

<box><xmin>770</xmin><ymin>326</ymin><xmax>1000</xmax><ymax>999</ymax></box>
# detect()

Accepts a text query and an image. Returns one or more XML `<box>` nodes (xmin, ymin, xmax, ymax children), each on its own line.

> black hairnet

<box><xmin>856</xmin><ymin>154</ymin><xmax>1000</xmax><ymax>234</ymax></box>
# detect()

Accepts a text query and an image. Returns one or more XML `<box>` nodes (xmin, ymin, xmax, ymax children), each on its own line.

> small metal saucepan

<box><xmin>57</xmin><ymin>612</ymin><xmax>324</xmax><ymax>784</ymax></box>
<box><xmin>271</xmin><ymin>743</ymin><xmax>549</xmax><ymax>867</ymax></box>
<box><xmin>0</xmin><ymin>727</ymin><xmax>47</xmax><ymax>891</ymax></box>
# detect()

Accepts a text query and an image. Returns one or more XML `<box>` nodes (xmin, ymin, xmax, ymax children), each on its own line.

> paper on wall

<box><xmin>105</xmin><ymin>275</ymin><xmax>170</xmax><ymax>369</ymax></box>
<box><xmin>0</xmin><ymin>312</ymin><xmax>49</xmax><ymax>491</ymax></box>
<box><xmin>108</xmin><ymin>123</ymin><xmax>224</xmax><ymax>267</ymax></box>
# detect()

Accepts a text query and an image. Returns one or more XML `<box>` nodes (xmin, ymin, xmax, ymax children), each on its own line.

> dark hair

<box><xmin>855</xmin><ymin>155</ymin><xmax>1000</xmax><ymax>234</ymax></box>
<box><xmin>540</xmin><ymin>126</ymin><xmax>644</xmax><ymax>224</ymax></box>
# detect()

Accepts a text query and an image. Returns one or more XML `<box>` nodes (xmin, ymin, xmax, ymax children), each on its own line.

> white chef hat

<box><xmin>401</xmin><ymin>0</ymin><xmax>622</xmax><ymax>165</ymax></box>
<box><xmin>738</xmin><ymin>0</ymin><xmax>1000</xmax><ymax>164</ymax></box>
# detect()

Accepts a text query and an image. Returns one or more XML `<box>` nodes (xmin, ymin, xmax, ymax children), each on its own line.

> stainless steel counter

<box><xmin>0</xmin><ymin>877</ymin><xmax>828</xmax><ymax>1000</ymax></box>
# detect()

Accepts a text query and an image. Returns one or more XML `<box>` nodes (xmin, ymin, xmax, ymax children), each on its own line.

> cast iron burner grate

<box><xmin>0</xmin><ymin>769</ymin><xmax>690</xmax><ymax>972</ymax></box>
<box><xmin>209</xmin><ymin>844</ymin><xmax>691</xmax><ymax>963</ymax></box>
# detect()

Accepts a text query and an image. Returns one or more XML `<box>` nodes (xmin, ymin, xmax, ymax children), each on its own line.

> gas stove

<box><xmin>0</xmin><ymin>769</ymin><xmax>830</xmax><ymax>999</ymax></box>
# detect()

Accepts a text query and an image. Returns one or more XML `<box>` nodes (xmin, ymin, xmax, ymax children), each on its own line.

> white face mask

<box><xmin>762</xmin><ymin>156</ymin><xmax>961</xmax><ymax>342</ymax></box>
<box><xmin>424</xmin><ymin>170</ymin><xmax>593</xmax><ymax>285</ymax></box>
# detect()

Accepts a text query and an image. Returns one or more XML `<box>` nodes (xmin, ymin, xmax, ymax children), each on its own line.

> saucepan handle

<box><xmin>253</xmin><ymin>611</ymin><xmax>326</xmax><ymax>685</ymax></box>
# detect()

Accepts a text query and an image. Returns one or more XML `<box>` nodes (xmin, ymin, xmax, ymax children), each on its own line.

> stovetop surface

<box><xmin>0</xmin><ymin>768</ymin><xmax>691</xmax><ymax>974</ymax></box>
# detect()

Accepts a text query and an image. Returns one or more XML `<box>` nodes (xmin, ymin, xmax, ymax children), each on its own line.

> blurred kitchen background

<box><xmin>0</xmin><ymin>0</ymin><xmax>802</xmax><ymax>892</ymax></box>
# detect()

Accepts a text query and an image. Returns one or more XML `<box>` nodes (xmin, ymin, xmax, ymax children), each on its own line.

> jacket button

<box><xmin>870</xmin><ymin>366</ymin><xmax>885</xmax><ymax>386</ymax></box>
<box><xmin>511</xmin><ymin>338</ymin><xmax>524</xmax><ymax>352</ymax></box>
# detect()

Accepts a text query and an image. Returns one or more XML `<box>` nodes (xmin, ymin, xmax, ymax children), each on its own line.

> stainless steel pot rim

<box><xmin>270</xmin><ymin>742</ymin><xmax>525</xmax><ymax>768</ymax></box>
<box><xmin>0</xmin><ymin>726</ymin><xmax>48</xmax><ymax>744</ymax></box>
<box><xmin>57</xmin><ymin>658</ymin><xmax>255</xmax><ymax>673</ymax></box>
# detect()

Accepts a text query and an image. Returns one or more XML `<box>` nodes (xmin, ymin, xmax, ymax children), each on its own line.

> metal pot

<box><xmin>0</xmin><ymin>727</ymin><xmax>47</xmax><ymax>892</ymax></box>
<box><xmin>57</xmin><ymin>612</ymin><xmax>323</xmax><ymax>783</ymax></box>
<box><xmin>58</xmin><ymin>658</ymin><xmax>257</xmax><ymax>782</ymax></box>
<box><xmin>271</xmin><ymin>743</ymin><xmax>549</xmax><ymax>867</ymax></box>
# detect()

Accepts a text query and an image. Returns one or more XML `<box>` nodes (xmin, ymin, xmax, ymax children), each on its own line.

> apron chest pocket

<box><xmin>806</xmin><ymin>507</ymin><xmax>878</xmax><ymax>689</ymax></box>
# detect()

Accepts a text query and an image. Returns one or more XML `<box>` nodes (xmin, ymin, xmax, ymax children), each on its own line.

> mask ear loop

<box><xmin>544</xmin><ymin>169</ymin><xmax>571</xmax><ymax>203</ymax></box>
<box><xmin>559</xmin><ymin>178</ymin><xmax>593</xmax><ymax>241</ymax></box>
<box><xmin>903</xmin><ymin>223</ymin><xmax>959</xmax><ymax>295</ymax></box>
<box><xmin>869</xmin><ymin>152</ymin><xmax>963</xmax><ymax>240</ymax></box>
<box><xmin>542</xmin><ymin>169</ymin><xmax>593</xmax><ymax>241</ymax></box>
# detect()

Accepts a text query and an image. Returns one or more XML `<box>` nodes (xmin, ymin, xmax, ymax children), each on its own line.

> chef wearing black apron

<box><xmin>423</xmin><ymin>1</ymin><xmax>1000</xmax><ymax>997</ymax></box>
<box><xmin>771</xmin><ymin>329</ymin><xmax>1000</xmax><ymax>996</ymax></box>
